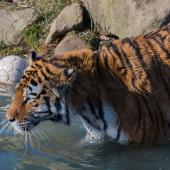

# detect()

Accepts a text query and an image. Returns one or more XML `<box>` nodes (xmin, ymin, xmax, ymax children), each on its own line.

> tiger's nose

<box><xmin>6</xmin><ymin>112</ymin><xmax>16</xmax><ymax>122</ymax></box>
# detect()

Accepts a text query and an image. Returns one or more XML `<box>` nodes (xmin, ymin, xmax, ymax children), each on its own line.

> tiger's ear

<box><xmin>29</xmin><ymin>51</ymin><xmax>42</xmax><ymax>65</ymax></box>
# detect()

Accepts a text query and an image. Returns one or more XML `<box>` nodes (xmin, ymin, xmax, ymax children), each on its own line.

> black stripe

<box><xmin>41</xmin><ymin>89</ymin><xmax>47</xmax><ymax>95</ymax></box>
<box><xmin>150</xmin><ymin>35</ymin><xmax>170</xmax><ymax>60</ymax></box>
<box><xmin>135</xmin><ymin>96</ymin><xmax>145</xmax><ymax>145</ymax></box>
<box><xmin>103</xmin><ymin>50</ymin><xmax>109</xmax><ymax>69</ymax></box>
<box><xmin>157</xmin><ymin>32</ymin><xmax>167</xmax><ymax>41</ymax></box>
<box><xmin>121</xmin><ymin>39</ymin><xmax>136</xmax><ymax>67</ymax></box>
<box><xmin>25</xmin><ymin>70</ymin><xmax>31</xmax><ymax>74</ymax></box>
<box><xmin>35</xmin><ymin>63</ymin><xmax>42</xmax><ymax>68</ymax></box>
<box><xmin>122</xmin><ymin>38</ymin><xmax>151</xmax><ymax>90</ymax></box>
<box><xmin>110</xmin><ymin>43</ymin><xmax>127</xmax><ymax>71</ymax></box>
<box><xmin>95</xmin><ymin>54</ymin><xmax>103</xmax><ymax>77</ymax></box>
<box><xmin>142</xmin><ymin>96</ymin><xmax>155</xmax><ymax>125</ymax></box>
<box><xmin>55</xmin><ymin>98</ymin><xmax>61</xmax><ymax>111</ymax></box>
<box><xmin>81</xmin><ymin>115</ymin><xmax>101</xmax><ymax>130</ymax></box>
<box><xmin>40</xmin><ymin>70</ymin><xmax>48</xmax><ymax>81</ymax></box>
<box><xmin>34</xmin><ymin>111</ymin><xmax>49</xmax><ymax>114</ymax></box>
<box><xmin>121</xmin><ymin>39</ymin><xmax>140</xmax><ymax>84</ymax></box>
<box><xmin>45</xmin><ymin>66</ymin><xmax>54</xmax><ymax>75</ymax></box>
<box><xmin>31</xmin><ymin>79</ymin><xmax>38</xmax><ymax>86</ymax></box>
<box><xmin>38</xmin><ymin>76</ymin><xmax>42</xmax><ymax>84</ymax></box>
<box><xmin>122</xmin><ymin>38</ymin><xmax>147</xmax><ymax>67</ymax></box>
<box><xmin>107</xmin><ymin>45</ymin><xmax>129</xmax><ymax>87</ymax></box>
<box><xmin>141</xmin><ymin>95</ymin><xmax>155</xmax><ymax>144</ymax></box>
<box><xmin>28</xmin><ymin>86</ymin><xmax>32</xmax><ymax>91</ymax></box>
<box><xmin>31</xmin><ymin>65</ymin><xmax>36</xmax><ymax>69</ymax></box>
<box><xmin>22</xmin><ymin>75</ymin><xmax>26</xmax><ymax>79</ymax></box>
<box><xmin>31</xmin><ymin>92</ymin><xmax>37</xmax><ymax>96</ymax></box>
<box><xmin>115</xmin><ymin>123</ymin><xmax>121</xmax><ymax>142</ymax></box>
<box><xmin>86</xmin><ymin>98</ymin><xmax>98</xmax><ymax>119</ymax></box>
<box><xmin>23</xmin><ymin>97</ymin><xmax>30</xmax><ymax>104</ymax></box>
<box><xmin>154</xmin><ymin>98</ymin><xmax>168</xmax><ymax>138</ymax></box>
<box><xmin>120</xmin><ymin>47</ymin><xmax>136</xmax><ymax>87</ymax></box>
<box><xmin>65</xmin><ymin>100</ymin><xmax>70</xmax><ymax>125</ymax></box>
<box><xmin>110</xmin><ymin>43</ymin><xmax>121</xmax><ymax>57</ymax></box>
<box><xmin>98</xmin><ymin>100</ymin><xmax>107</xmax><ymax>130</ymax></box>
<box><xmin>44</xmin><ymin>96</ymin><xmax>52</xmax><ymax>114</ymax></box>
<box><xmin>146</xmin><ymin>39</ymin><xmax>170</xmax><ymax>100</ymax></box>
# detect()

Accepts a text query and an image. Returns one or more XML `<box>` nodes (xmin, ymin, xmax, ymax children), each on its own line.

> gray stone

<box><xmin>0</xmin><ymin>83</ymin><xmax>15</xmax><ymax>97</ymax></box>
<box><xmin>0</xmin><ymin>2</ymin><xmax>41</xmax><ymax>45</ymax></box>
<box><xmin>0</xmin><ymin>55</ymin><xmax>27</xmax><ymax>84</ymax></box>
<box><xmin>45</xmin><ymin>3</ymin><xmax>83</xmax><ymax>44</ymax></box>
<box><xmin>82</xmin><ymin>0</ymin><xmax>170</xmax><ymax>38</ymax></box>
<box><xmin>54</xmin><ymin>33</ymin><xmax>87</xmax><ymax>55</ymax></box>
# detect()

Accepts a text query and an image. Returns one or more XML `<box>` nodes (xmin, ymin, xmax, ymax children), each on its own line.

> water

<box><xmin>0</xmin><ymin>95</ymin><xmax>170</xmax><ymax>170</ymax></box>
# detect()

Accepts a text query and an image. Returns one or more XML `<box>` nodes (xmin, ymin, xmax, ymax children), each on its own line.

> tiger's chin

<box><xmin>10</xmin><ymin>114</ymin><xmax>62</xmax><ymax>134</ymax></box>
<box><xmin>10</xmin><ymin>120</ymin><xmax>40</xmax><ymax>134</ymax></box>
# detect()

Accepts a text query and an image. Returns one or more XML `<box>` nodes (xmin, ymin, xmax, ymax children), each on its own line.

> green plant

<box><xmin>0</xmin><ymin>0</ymin><xmax>81</xmax><ymax>56</ymax></box>
<box><xmin>80</xmin><ymin>32</ymin><xmax>100</xmax><ymax>50</ymax></box>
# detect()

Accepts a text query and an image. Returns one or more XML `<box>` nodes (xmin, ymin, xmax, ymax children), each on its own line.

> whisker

<box><xmin>23</xmin><ymin>129</ymin><xmax>28</xmax><ymax>155</ymax></box>
<box><xmin>0</xmin><ymin>119</ymin><xmax>8</xmax><ymax>127</ymax></box>
<box><xmin>28</xmin><ymin>131</ymin><xmax>34</xmax><ymax>148</ymax></box>
<box><xmin>36</xmin><ymin>126</ymin><xmax>49</xmax><ymax>143</ymax></box>
<box><xmin>28</xmin><ymin>123</ymin><xmax>41</xmax><ymax>149</ymax></box>
<box><xmin>31</xmin><ymin>129</ymin><xmax>41</xmax><ymax>150</ymax></box>
<box><xmin>0</xmin><ymin>122</ymin><xmax>10</xmax><ymax>135</ymax></box>
<box><xmin>18</xmin><ymin>134</ymin><xmax>23</xmax><ymax>146</ymax></box>
<box><xmin>29</xmin><ymin>123</ymin><xmax>45</xmax><ymax>145</ymax></box>
<box><xmin>0</xmin><ymin>113</ymin><xmax>5</xmax><ymax>119</ymax></box>
<box><xmin>34</xmin><ymin>128</ymin><xmax>48</xmax><ymax>146</ymax></box>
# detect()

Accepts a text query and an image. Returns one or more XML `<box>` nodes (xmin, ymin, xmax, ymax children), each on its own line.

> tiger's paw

<box><xmin>83</xmin><ymin>132</ymin><xmax>105</xmax><ymax>144</ymax></box>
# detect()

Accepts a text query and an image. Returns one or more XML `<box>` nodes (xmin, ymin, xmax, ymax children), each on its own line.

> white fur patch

<box><xmin>49</xmin><ymin>102</ymin><xmax>57</xmax><ymax>114</ymax></box>
<box><xmin>103</xmin><ymin>101</ymin><xmax>129</xmax><ymax>144</ymax></box>
<box><xmin>80</xmin><ymin>117</ymin><xmax>104</xmax><ymax>142</ymax></box>
<box><xmin>24</xmin><ymin>84</ymin><xmax>42</xmax><ymax>100</ymax></box>
<box><xmin>11</xmin><ymin>121</ymin><xmax>23</xmax><ymax>134</ymax></box>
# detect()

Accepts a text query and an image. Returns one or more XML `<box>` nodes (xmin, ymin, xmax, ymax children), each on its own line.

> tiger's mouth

<box><xmin>18</xmin><ymin>120</ymin><xmax>40</xmax><ymax>131</ymax></box>
<box><xmin>11</xmin><ymin>112</ymin><xmax>63</xmax><ymax>133</ymax></box>
<box><xmin>10</xmin><ymin>118</ymin><xmax>40</xmax><ymax>133</ymax></box>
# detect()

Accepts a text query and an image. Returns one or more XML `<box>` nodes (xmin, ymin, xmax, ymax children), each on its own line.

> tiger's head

<box><xmin>6</xmin><ymin>51</ymin><xmax>76</xmax><ymax>133</ymax></box>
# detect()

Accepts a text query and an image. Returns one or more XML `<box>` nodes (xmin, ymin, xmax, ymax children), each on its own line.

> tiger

<box><xmin>6</xmin><ymin>23</ymin><xmax>170</xmax><ymax>145</ymax></box>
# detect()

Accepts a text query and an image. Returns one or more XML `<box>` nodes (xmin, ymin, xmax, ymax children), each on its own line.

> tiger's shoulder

<box><xmin>49</xmin><ymin>23</ymin><xmax>170</xmax><ymax>94</ymax></box>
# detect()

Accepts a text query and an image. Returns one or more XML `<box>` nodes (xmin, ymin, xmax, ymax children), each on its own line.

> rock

<box><xmin>45</xmin><ymin>3</ymin><xmax>83</xmax><ymax>44</ymax></box>
<box><xmin>55</xmin><ymin>33</ymin><xmax>87</xmax><ymax>55</ymax></box>
<box><xmin>82</xmin><ymin>0</ymin><xmax>170</xmax><ymax>38</ymax></box>
<box><xmin>0</xmin><ymin>2</ymin><xmax>41</xmax><ymax>45</ymax></box>
<box><xmin>0</xmin><ymin>55</ymin><xmax>27</xmax><ymax>84</ymax></box>
<box><xmin>0</xmin><ymin>83</ymin><xmax>15</xmax><ymax>97</ymax></box>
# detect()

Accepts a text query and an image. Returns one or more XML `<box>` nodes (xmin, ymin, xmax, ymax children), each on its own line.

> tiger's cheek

<box><xmin>23</xmin><ymin>80</ymin><xmax>43</xmax><ymax>101</ymax></box>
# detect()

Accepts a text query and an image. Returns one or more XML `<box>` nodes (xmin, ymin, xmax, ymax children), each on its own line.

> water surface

<box><xmin>0</xmin><ymin>95</ymin><xmax>170</xmax><ymax>170</ymax></box>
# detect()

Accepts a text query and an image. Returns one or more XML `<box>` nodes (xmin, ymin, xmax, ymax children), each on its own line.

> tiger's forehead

<box><xmin>16</xmin><ymin>61</ymin><xmax>42</xmax><ymax>89</ymax></box>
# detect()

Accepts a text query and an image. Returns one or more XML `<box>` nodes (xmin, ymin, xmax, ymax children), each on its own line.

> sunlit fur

<box><xmin>6</xmin><ymin>24</ymin><xmax>170</xmax><ymax>145</ymax></box>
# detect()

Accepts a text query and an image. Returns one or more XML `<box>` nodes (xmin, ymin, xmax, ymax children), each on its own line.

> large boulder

<box><xmin>0</xmin><ymin>55</ymin><xmax>27</xmax><ymax>84</ymax></box>
<box><xmin>55</xmin><ymin>33</ymin><xmax>87</xmax><ymax>55</ymax></box>
<box><xmin>82</xmin><ymin>0</ymin><xmax>170</xmax><ymax>38</ymax></box>
<box><xmin>45</xmin><ymin>3</ymin><xmax>84</xmax><ymax>44</ymax></box>
<box><xmin>0</xmin><ymin>2</ymin><xmax>41</xmax><ymax>45</ymax></box>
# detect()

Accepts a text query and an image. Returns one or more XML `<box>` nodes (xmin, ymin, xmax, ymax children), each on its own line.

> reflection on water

<box><xmin>0</xmin><ymin>93</ymin><xmax>170</xmax><ymax>170</ymax></box>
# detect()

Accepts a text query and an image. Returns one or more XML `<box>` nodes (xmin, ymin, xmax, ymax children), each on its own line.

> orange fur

<box><xmin>6</xmin><ymin>24</ymin><xmax>170</xmax><ymax>145</ymax></box>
